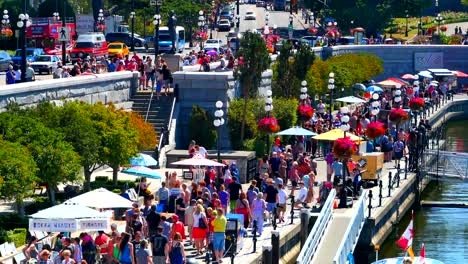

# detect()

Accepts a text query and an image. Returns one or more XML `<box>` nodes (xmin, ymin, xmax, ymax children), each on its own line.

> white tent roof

<box><xmin>67</xmin><ymin>188</ymin><xmax>134</xmax><ymax>209</ymax></box>
<box><xmin>30</xmin><ymin>202</ymin><xmax>105</xmax><ymax>219</ymax></box>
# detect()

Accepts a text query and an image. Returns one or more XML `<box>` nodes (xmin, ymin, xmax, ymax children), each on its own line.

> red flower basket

<box><xmin>298</xmin><ymin>105</ymin><xmax>314</xmax><ymax>119</ymax></box>
<box><xmin>308</xmin><ymin>27</ymin><xmax>318</xmax><ymax>35</ymax></box>
<box><xmin>365</xmin><ymin>121</ymin><xmax>385</xmax><ymax>139</ymax></box>
<box><xmin>389</xmin><ymin>108</ymin><xmax>409</xmax><ymax>123</ymax></box>
<box><xmin>332</xmin><ymin>137</ymin><xmax>357</xmax><ymax>159</ymax></box>
<box><xmin>97</xmin><ymin>24</ymin><xmax>107</xmax><ymax>31</ymax></box>
<box><xmin>440</xmin><ymin>25</ymin><xmax>447</xmax><ymax>32</ymax></box>
<box><xmin>409</xmin><ymin>97</ymin><xmax>425</xmax><ymax>111</ymax></box>
<box><xmin>258</xmin><ymin>117</ymin><xmax>280</xmax><ymax>134</ymax></box>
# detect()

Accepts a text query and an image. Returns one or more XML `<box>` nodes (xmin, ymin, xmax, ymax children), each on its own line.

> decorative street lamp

<box><xmin>97</xmin><ymin>9</ymin><xmax>105</xmax><ymax>29</ymax></box>
<box><xmin>130</xmin><ymin>11</ymin><xmax>135</xmax><ymax>51</ymax></box>
<box><xmin>1</xmin><ymin>10</ymin><xmax>12</xmax><ymax>38</ymax></box>
<box><xmin>405</xmin><ymin>10</ymin><xmax>409</xmax><ymax>37</ymax></box>
<box><xmin>264</xmin><ymin>90</ymin><xmax>273</xmax><ymax>154</ymax></box>
<box><xmin>434</xmin><ymin>13</ymin><xmax>444</xmax><ymax>35</ymax></box>
<box><xmin>17</xmin><ymin>12</ymin><xmax>31</xmax><ymax>83</ymax></box>
<box><xmin>53</xmin><ymin>12</ymin><xmax>60</xmax><ymax>22</ymax></box>
<box><xmin>300</xmin><ymin>80</ymin><xmax>308</xmax><ymax>102</ymax></box>
<box><xmin>289</xmin><ymin>14</ymin><xmax>293</xmax><ymax>39</ymax></box>
<box><xmin>153</xmin><ymin>13</ymin><xmax>161</xmax><ymax>57</ymax></box>
<box><xmin>339</xmin><ymin>106</ymin><xmax>350</xmax><ymax>208</ymax></box>
<box><xmin>213</xmin><ymin>101</ymin><xmax>225</xmax><ymax>164</ymax></box>
<box><xmin>393</xmin><ymin>84</ymin><xmax>402</xmax><ymax>108</ymax></box>
<box><xmin>370</xmin><ymin>93</ymin><xmax>381</xmax><ymax>120</ymax></box>
<box><xmin>328</xmin><ymin>72</ymin><xmax>335</xmax><ymax>127</ymax></box>
<box><xmin>309</xmin><ymin>12</ymin><xmax>314</xmax><ymax>27</ymax></box>
<box><xmin>235</xmin><ymin>15</ymin><xmax>240</xmax><ymax>52</ymax></box>
<box><xmin>264</xmin><ymin>12</ymin><xmax>270</xmax><ymax>36</ymax></box>
<box><xmin>197</xmin><ymin>10</ymin><xmax>205</xmax><ymax>49</ymax></box>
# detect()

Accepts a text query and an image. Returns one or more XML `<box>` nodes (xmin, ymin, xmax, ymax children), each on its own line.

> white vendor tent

<box><xmin>29</xmin><ymin>202</ymin><xmax>110</xmax><ymax>232</ymax></box>
<box><xmin>66</xmin><ymin>188</ymin><xmax>134</xmax><ymax>209</ymax></box>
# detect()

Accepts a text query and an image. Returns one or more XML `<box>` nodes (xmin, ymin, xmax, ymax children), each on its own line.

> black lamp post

<box><xmin>405</xmin><ymin>10</ymin><xmax>409</xmax><ymax>37</ymax></box>
<box><xmin>197</xmin><ymin>10</ymin><xmax>205</xmax><ymax>49</ymax></box>
<box><xmin>97</xmin><ymin>9</ymin><xmax>105</xmax><ymax>31</ymax></box>
<box><xmin>17</xmin><ymin>5</ymin><xmax>30</xmax><ymax>83</ymax></box>
<box><xmin>339</xmin><ymin>108</ymin><xmax>350</xmax><ymax>208</ymax></box>
<box><xmin>214</xmin><ymin>100</ymin><xmax>225</xmax><ymax>164</ymax></box>
<box><xmin>328</xmin><ymin>72</ymin><xmax>335</xmax><ymax>128</ymax></box>
<box><xmin>393</xmin><ymin>84</ymin><xmax>402</xmax><ymax>108</ymax></box>
<box><xmin>1</xmin><ymin>10</ymin><xmax>10</xmax><ymax>47</ymax></box>
<box><xmin>434</xmin><ymin>13</ymin><xmax>444</xmax><ymax>35</ymax></box>
<box><xmin>235</xmin><ymin>15</ymin><xmax>240</xmax><ymax>52</ymax></box>
<box><xmin>264</xmin><ymin>90</ymin><xmax>273</xmax><ymax>155</ymax></box>
<box><xmin>153</xmin><ymin>13</ymin><xmax>161</xmax><ymax>58</ymax></box>
<box><xmin>130</xmin><ymin>11</ymin><xmax>135</xmax><ymax>51</ymax></box>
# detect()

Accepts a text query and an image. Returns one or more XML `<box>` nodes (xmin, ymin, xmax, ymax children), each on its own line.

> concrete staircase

<box><xmin>131</xmin><ymin>91</ymin><xmax>174</xmax><ymax>145</ymax></box>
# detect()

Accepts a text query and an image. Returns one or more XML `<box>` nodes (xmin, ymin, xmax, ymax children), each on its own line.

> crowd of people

<box><xmin>181</xmin><ymin>49</ymin><xmax>235</xmax><ymax>72</ymax></box>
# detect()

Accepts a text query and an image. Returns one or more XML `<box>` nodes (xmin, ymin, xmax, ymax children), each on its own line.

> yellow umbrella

<box><xmin>312</xmin><ymin>129</ymin><xmax>362</xmax><ymax>141</ymax></box>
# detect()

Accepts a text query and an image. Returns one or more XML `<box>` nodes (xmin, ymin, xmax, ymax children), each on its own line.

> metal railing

<box><xmin>296</xmin><ymin>189</ymin><xmax>336</xmax><ymax>264</ymax></box>
<box><xmin>157</xmin><ymin>97</ymin><xmax>176</xmax><ymax>152</ymax></box>
<box><xmin>144</xmin><ymin>90</ymin><xmax>155</xmax><ymax>122</ymax></box>
<box><xmin>332</xmin><ymin>190</ymin><xmax>368</xmax><ymax>264</ymax></box>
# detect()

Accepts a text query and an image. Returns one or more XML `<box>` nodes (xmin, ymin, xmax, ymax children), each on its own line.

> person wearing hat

<box><xmin>6</xmin><ymin>65</ymin><xmax>15</xmax><ymax>85</ymax></box>
<box><xmin>170</xmin><ymin>215</ymin><xmax>186</xmax><ymax>241</ymax></box>
<box><xmin>39</xmin><ymin>249</ymin><xmax>53</xmax><ymax>264</ymax></box>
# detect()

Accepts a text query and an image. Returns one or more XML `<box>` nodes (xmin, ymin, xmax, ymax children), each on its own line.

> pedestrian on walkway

<box><xmin>251</xmin><ymin>192</ymin><xmax>266</xmax><ymax>236</ymax></box>
<box><xmin>212</xmin><ymin>208</ymin><xmax>227</xmax><ymax>263</ymax></box>
<box><xmin>150</xmin><ymin>226</ymin><xmax>168</xmax><ymax>264</ymax></box>
<box><xmin>166</xmin><ymin>233</ymin><xmax>186</xmax><ymax>264</ymax></box>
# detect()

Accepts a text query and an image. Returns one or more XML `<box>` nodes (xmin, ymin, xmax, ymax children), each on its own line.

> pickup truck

<box><xmin>30</xmin><ymin>55</ymin><xmax>61</xmax><ymax>74</ymax></box>
<box><xmin>11</xmin><ymin>48</ymin><xmax>44</xmax><ymax>66</ymax></box>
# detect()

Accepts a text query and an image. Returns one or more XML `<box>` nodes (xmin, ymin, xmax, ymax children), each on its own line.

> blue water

<box><xmin>381</xmin><ymin>120</ymin><xmax>468</xmax><ymax>263</ymax></box>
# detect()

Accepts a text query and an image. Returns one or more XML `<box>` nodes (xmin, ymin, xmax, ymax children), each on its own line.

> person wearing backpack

<box><xmin>165</xmin><ymin>232</ymin><xmax>186</xmax><ymax>264</ymax></box>
<box><xmin>393</xmin><ymin>138</ymin><xmax>405</xmax><ymax>168</ymax></box>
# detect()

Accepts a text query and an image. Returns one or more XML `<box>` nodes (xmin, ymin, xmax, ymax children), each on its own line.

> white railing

<box><xmin>296</xmin><ymin>189</ymin><xmax>336</xmax><ymax>264</ymax></box>
<box><xmin>332</xmin><ymin>190</ymin><xmax>368</xmax><ymax>264</ymax></box>
<box><xmin>157</xmin><ymin>97</ymin><xmax>177</xmax><ymax>152</ymax></box>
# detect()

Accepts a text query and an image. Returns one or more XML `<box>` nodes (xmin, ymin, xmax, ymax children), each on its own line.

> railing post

<box><xmin>388</xmin><ymin>172</ymin><xmax>392</xmax><ymax>197</ymax></box>
<box><xmin>272</xmin><ymin>231</ymin><xmax>280</xmax><ymax>264</ymax></box>
<box><xmin>405</xmin><ymin>156</ymin><xmax>408</xmax><ymax>180</ymax></box>
<box><xmin>367</xmin><ymin>190</ymin><xmax>373</xmax><ymax>218</ymax></box>
<box><xmin>378</xmin><ymin>180</ymin><xmax>383</xmax><ymax>207</ymax></box>
<box><xmin>262</xmin><ymin>245</ymin><xmax>273</xmax><ymax>264</ymax></box>
<box><xmin>396</xmin><ymin>164</ymin><xmax>400</xmax><ymax>188</ymax></box>
<box><xmin>272</xmin><ymin>205</ymin><xmax>277</xmax><ymax>230</ymax></box>
<box><xmin>290</xmin><ymin>195</ymin><xmax>295</xmax><ymax>224</ymax></box>
<box><xmin>300</xmin><ymin>209</ymin><xmax>310</xmax><ymax>247</ymax></box>
<box><xmin>252</xmin><ymin>220</ymin><xmax>258</xmax><ymax>253</ymax></box>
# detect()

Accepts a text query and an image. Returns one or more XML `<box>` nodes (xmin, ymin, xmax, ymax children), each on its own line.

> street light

<box><xmin>130</xmin><ymin>11</ymin><xmax>135</xmax><ymax>51</ymax></box>
<box><xmin>53</xmin><ymin>12</ymin><xmax>60</xmax><ymax>22</ymax></box>
<box><xmin>328</xmin><ymin>72</ymin><xmax>335</xmax><ymax>127</ymax></box>
<box><xmin>339</xmin><ymin>107</ymin><xmax>350</xmax><ymax>208</ymax></box>
<box><xmin>17</xmin><ymin>12</ymin><xmax>31</xmax><ymax>83</ymax></box>
<box><xmin>98</xmin><ymin>9</ymin><xmax>104</xmax><ymax>26</ymax></box>
<box><xmin>434</xmin><ymin>13</ymin><xmax>444</xmax><ymax>35</ymax></box>
<box><xmin>300</xmin><ymin>80</ymin><xmax>308</xmax><ymax>101</ymax></box>
<box><xmin>153</xmin><ymin>14</ymin><xmax>161</xmax><ymax>57</ymax></box>
<box><xmin>214</xmin><ymin>100</ymin><xmax>225</xmax><ymax>164</ymax></box>
<box><xmin>197</xmin><ymin>10</ymin><xmax>205</xmax><ymax>49</ymax></box>
<box><xmin>2</xmin><ymin>10</ymin><xmax>10</xmax><ymax>38</ymax></box>
<box><xmin>309</xmin><ymin>12</ymin><xmax>314</xmax><ymax>27</ymax></box>
<box><xmin>235</xmin><ymin>15</ymin><xmax>240</xmax><ymax>52</ymax></box>
<box><xmin>394</xmin><ymin>84</ymin><xmax>402</xmax><ymax>107</ymax></box>
<box><xmin>405</xmin><ymin>10</ymin><xmax>409</xmax><ymax>37</ymax></box>
<box><xmin>264</xmin><ymin>90</ymin><xmax>273</xmax><ymax>154</ymax></box>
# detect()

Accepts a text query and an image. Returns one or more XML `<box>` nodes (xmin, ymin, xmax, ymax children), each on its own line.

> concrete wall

<box><xmin>312</xmin><ymin>45</ymin><xmax>468</xmax><ymax>80</ymax></box>
<box><xmin>173</xmin><ymin>70</ymin><xmax>273</xmax><ymax>150</ymax></box>
<box><xmin>0</xmin><ymin>72</ymin><xmax>139</xmax><ymax>111</ymax></box>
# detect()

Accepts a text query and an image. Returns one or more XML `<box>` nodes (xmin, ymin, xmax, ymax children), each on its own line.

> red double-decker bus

<box><xmin>26</xmin><ymin>17</ymin><xmax>76</xmax><ymax>48</ymax></box>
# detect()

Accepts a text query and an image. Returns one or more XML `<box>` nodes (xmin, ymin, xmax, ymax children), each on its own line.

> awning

<box><xmin>453</xmin><ymin>71</ymin><xmax>468</xmax><ymax>78</ymax></box>
<box><xmin>377</xmin><ymin>78</ymin><xmax>408</xmax><ymax>87</ymax></box>
<box><xmin>428</xmin><ymin>68</ymin><xmax>455</xmax><ymax>77</ymax></box>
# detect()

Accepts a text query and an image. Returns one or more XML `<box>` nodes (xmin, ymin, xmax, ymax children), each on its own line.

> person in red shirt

<box><xmin>126</xmin><ymin>59</ymin><xmax>137</xmax><ymax>72</ymax></box>
<box><xmin>170</xmin><ymin>215</ymin><xmax>186</xmax><ymax>241</ymax></box>
<box><xmin>95</xmin><ymin>231</ymin><xmax>109</xmax><ymax>254</ymax></box>
<box><xmin>131</xmin><ymin>52</ymin><xmax>141</xmax><ymax>63</ymax></box>
<box><xmin>116</xmin><ymin>61</ymin><xmax>125</xmax><ymax>71</ymax></box>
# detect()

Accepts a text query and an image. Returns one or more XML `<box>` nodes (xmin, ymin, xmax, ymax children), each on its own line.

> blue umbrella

<box><xmin>129</xmin><ymin>153</ymin><xmax>158</xmax><ymax>167</ymax></box>
<box><xmin>277</xmin><ymin>127</ymin><xmax>317</xmax><ymax>136</ymax></box>
<box><xmin>365</xmin><ymin>85</ymin><xmax>384</xmax><ymax>92</ymax></box>
<box><xmin>121</xmin><ymin>166</ymin><xmax>162</xmax><ymax>179</ymax></box>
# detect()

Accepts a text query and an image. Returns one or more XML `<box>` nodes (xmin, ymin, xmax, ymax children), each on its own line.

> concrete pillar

<box><xmin>262</xmin><ymin>245</ymin><xmax>272</xmax><ymax>264</ymax></box>
<box><xmin>300</xmin><ymin>209</ymin><xmax>311</xmax><ymax>247</ymax></box>
<box><xmin>271</xmin><ymin>231</ymin><xmax>280</xmax><ymax>264</ymax></box>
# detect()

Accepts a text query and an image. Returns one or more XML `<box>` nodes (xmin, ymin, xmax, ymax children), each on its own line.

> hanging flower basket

<box><xmin>298</xmin><ymin>105</ymin><xmax>314</xmax><ymax>119</ymax></box>
<box><xmin>406</xmin><ymin>88</ymin><xmax>414</xmax><ymax>95</ymax></box>
<box><xmin>332</xmin><ymin>137</ymin><xmax>357</xmax><ymax>159</ymax></box>
<box><xmin>440</xmin><ymin>25</ymin><xmax>447</xmax><ymax>32</ymax></box>
<box><xmin>389</xmin><ymin>108</ymin><xmax>409</xmax><ymax>123</ymax></box>
<box><xmin>196</xmin><ymin>31</ymin><xmax>208</xmax><ymax>41</ymax></box>
<box><xmin>365</xmin><ymin>121</ymin><xmax>385</xmax><ymax>139</ymax></box>
<box><xmin>1</xmin><ymin>28</ymin><xmax>12</xmax><ymax>38</ymax></box>
<box><xmin>97</xmin><ymin>24</ymin><xmax>107</xmax><ymax>31</ymax></box>
<box><xmin>409</xmin><ymin>97</ymin><xmax>425</xmax><ymax>111</ymax></box>
<box><xmin>258</xmin><ymin>117</ymin><xmax>280</xmax><ymax>134</ymax></box>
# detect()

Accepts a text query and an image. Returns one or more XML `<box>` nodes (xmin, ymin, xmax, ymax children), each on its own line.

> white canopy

<box><xmin>29</xmin><ymin>202</ymin><xmax>110</xmax><ymax>232</ymax></box>
<box><xmin>171</xmin><ymin>154</ymin><xmax>226</xmax><ymax>167</ymax></box>
<box><xmin>66</xmin><ymin>188</ymin><xmax>134</xmax><ymax>209</ymax></box>
<box><xmin>336</xmin><ymin>96</ymin><xmax>367</xmax><ymax>104</ymax></box>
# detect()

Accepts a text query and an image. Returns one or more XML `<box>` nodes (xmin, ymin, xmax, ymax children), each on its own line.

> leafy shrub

<box><xmin>95</xmin><ymin>176</ymin><xmax>109</xmax><ymax>182</ymax></box>
<box><xmin>227</xmin><ymin>99</ymin><xmax>260</xmax><ymax>149</ymax></box>
<box><xmin>189</xmin><ymin>105</ymin><xmax>216</xmax><ymax>149</ymax></box>
<box><xmin>6</xmin><ymin>228</ymin><xmax>27</xmax><ymax>247</ymax></box>
<box><xmin>0</xmin><ymin>214</ymin><xmax>27</xmax><ymax>231</ymax></box>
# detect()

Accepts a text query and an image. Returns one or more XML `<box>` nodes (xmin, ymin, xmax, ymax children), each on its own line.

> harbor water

<box><xmin>380</xmin><ymin>120</ymin><xmax>468</xmax><ymax>263</ymax></box>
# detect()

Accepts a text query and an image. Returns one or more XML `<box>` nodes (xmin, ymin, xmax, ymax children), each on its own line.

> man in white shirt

<box><xmin>195</xmin><ymin>145</ymin><xmax>208</xmax><ymax>158</ymax></box>
<box><xmin>294</xmin><ymin>182</ymin><xmax>309</xmax><ymax>208</ymax></box>
<box><xmin>277</xmin><ymin>184</ymin><xmax>288</xmax><ymax>223</ymax></box>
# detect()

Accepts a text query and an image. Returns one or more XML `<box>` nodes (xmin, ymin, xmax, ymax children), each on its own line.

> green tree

<box><xmin>0</xmin><ymin>139</ymin><xmax>38</xmax><ymax>216</ymax></box>
<box><xmin>227</xmin><ymin>99</ymin><xmax>260</xmax><ymax>150</ymax></box>
<box><xmin>37</xmin><ymin>0</ymin><xmax>76</xmax><ymax>20</ymax></box>
<box><xmin>293</xmin><ymin>44</ymin><xmax>315</xmax><ymax>81</ymax></box>
<box><xmin>234</xmin><ymin>31</ymin><xmax>270</xmax><ymax>142</ymax></box>
<box><xmin>271</xmin><ymin>41</ymin><xmax>295</xmax><ymax>97</ymax></box>
<box><xmin>189</xmin><ymin>105</ymin><xmax>216</xmax><ymax>149</ymax></box>
<box><xmin>273</xmin><ymin>97</ymin><xmax>298</xmax><ymax>129</ymax></box>
<box><xmin>305</xmin><ymin>58</ymin><xmax>331</xmax><ymax>98</ymax></box>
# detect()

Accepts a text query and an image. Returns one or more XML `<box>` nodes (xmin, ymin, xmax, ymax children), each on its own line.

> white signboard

<box><xmin>57</xmin><ymin>27</ymin><xmax>70</xmax><ymax>42</ymax></box>
<box><xmin>414</xmin><ymin>52</ymin><xmax>443</xmax><ymax>71</ymax></box>
<box><xmin>76</xmin><ymin>14</ymin><xmax>95</xmax><ymax>35</ymax></box>
<box><xmin>29</xmin><ymin>219</ymin><xmax>78</xmax><ymax>232</ymax></box>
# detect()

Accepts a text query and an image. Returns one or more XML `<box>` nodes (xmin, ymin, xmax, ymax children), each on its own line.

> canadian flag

<box><xmin>419</xmin><ymin>243</ymin><xmax>426</xmax><ymax>264</ymax></box>
<box><xmin>396</xmin><ymin>211</ymin><xmax>414</xmax><ymax>250</ymax></box>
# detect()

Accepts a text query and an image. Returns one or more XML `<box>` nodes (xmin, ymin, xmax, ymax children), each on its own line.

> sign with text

<box><xmin>76</xmin><ymin>14</ymin><xmax>95</xmax><ymax>35</ymax></box>
<box><xmin>414</xmin><ymin>52</ymin><xmax>443</xmax><ymax>71</ymax></box>
<box><xmin>29</xmin><ymin>219</ymin><xmax>78</xmax><ymax>232</ymax></box>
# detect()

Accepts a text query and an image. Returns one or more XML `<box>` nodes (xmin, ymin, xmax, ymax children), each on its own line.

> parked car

<box><xmin>107</xmin><ymin>42</ymin><xmax>129</xmax><ymax>58</ymax></box>
<box><xmin>300</xmin><ymin>36</ymin><xmax>323</xmax><ymax>47</ymax></box>
<box><xmin>204</xmin><ymin>39</ymin><xmax>223</xmax><ymax>50</ymax></box>
<box><xmin>218</xmin><ymin>19</ymin><xmax>231</xmax><ymax>31</ymax></box>
<box><xmin>0</xmin><ymin>51</ymin><xmax>12</xmax><ymax>71</ymax></box>
<box><xmin>336</xmin><ymin>36</ymin><xmax>355</xmax><ymax>45</ymax></box>
<box><xmin>244</xmin><ymin>11</ymin><xmax>256</xmax><ymax>20</ymax></box>
<box><xmin>30</xmin><ymin>55</ymin><xmax>61</xmax><ymax>74</ymax></box>
<box><xmin>11</xmin><ymin>48</ymin><xmax>44</xmax><ymax>66</ymax></box>
<box><xmin>70</xmin><ymin>32</ymin><xmax>108</xmax><ymax>63</ymax></box>
<box><xmin>105</xmin><ymin>32</ymin><xmax>146</xmax><ymax>47</ymax></box>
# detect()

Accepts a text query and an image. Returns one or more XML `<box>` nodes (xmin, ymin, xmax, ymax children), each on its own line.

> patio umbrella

<box><xmin>206</xmin><ymin>50</ymin><xmax>217</xmax><ymax>56</ymax></box>
<box><xmin>365</xmin><ymin>85</ymin><xmax>383</xmax><ymax>92</ymax></box>
<box><xmin>67</xmin><ymin>188</ymin><xmax>134</xmax><ymax>209</ymax></box>
<box><xmin>418</xmin><ymin>71</ymin><xmax>433</xmax><ymax>79</ymax></box>
<box><xmin>129</xmin><ymin>153</ymin><xmax>158</xmax><ymax>167</ymax></box>
<box><xmin>353</xmin><ymin>83</ymin><xmax>366</xmax><ymax>91</ymax></box>
<box><xmin>121</xmin><ymin>166</ymin><xmax>162</xmax><ymax>179</ymax></box>
<box><xmin>336</xmin><ymin>96</ymin><xmax>367</xmax><ymax>104</ymax></box>
<box><xmin>453</xmin><ymin>70</ymin><xmax>468</xmax><ymax>78</ymax></box>
<box><xmin>400</xmin><ymin>73</ymin><xmax>416</xmax><ymax>79</ymax></box>
<box><xmin>276</xmin><ymin>126</ymin><xmax>317</xmax><ymax>136</ymax></box>
<box><xmin>29</xmin><ymin>202</ymin><xmax>110</xmax><ymax>232</ymax></box>
<box><xmin>171</xmin><ymin>154</ymin><xmax>226</xmax><ymax>167</ymax></box>
<box><xmin>312</xmin><ymin>129</ymin><xmax>362</xmax><ymax>141</ymax></box>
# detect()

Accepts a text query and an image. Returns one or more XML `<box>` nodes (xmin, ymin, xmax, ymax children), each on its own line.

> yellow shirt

<box><xmin>212</xmin><ymin>215</ymin><xmax>227</xmax><ymax>232</ymax></box>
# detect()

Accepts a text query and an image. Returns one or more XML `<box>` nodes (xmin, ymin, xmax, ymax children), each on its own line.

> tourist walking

<box><xmin>135</xmin><ymin>240</ymin><xmax>152</xmax><ymax>264</ymax></box>
<box><xmin>251</xmin><ymin>192</ymin><xmax>266</xmax><ymax>236</ymax></box>
<box><xmin>277</xmin><ymin>184</ymin><xmax>288</xmax><ymax>223</ymax></box>
<box><xmin>235</xmin><ymin>192</ymin><xmax>251</xmax><ymax>229</ymax></box>
<box><xmin>150</xmin><ymin>227</ymin><xmax>168</xmax><ymax>264</ymax></box>
<box><xmin>118</xmin><ymin>233</ymin><xmax>135</xmax><ymax>264</ymax></box>
<box><xmin>212</xmin><ymin>208</ymin><xmax>227</xmax><ymax>263</ymax></box>
<box><xmin>192</xmin><ymin>204</ymin><xmax>209</xmax><ymax>255</ymax></box>
<box><xmin>166</xmin><ymin>233</ymin><xmax>186</xmax><ymax>264</ymax></box>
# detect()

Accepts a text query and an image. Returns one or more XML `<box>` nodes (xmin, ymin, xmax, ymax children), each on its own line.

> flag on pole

<box><xmin>397</xmin><ymin>210</ymin><xmax>414</xmax><ymax>250</ymax></box>
<box><xmin>419</xmin><ymin>243</ymin><xmax>426</xmax><ymax>264</ymax></box>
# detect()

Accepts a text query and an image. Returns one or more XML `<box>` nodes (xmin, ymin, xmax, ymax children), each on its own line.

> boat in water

<box><xmin>372</xmin><ymin>257</ymin><xmax>445</xmax><ymax>264</ymax></box>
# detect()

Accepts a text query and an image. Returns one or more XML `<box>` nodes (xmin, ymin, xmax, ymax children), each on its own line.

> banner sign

<box><xmin>79</xmin><ymin>219</ymin><xmax>109</xmax><ymax>231</ymax></box>
<box><xmin>414</xmin><ymin>52</ymin><xmax>443</xmax><ymax>71</ymax></box>
<box><xmin>29</xmin><ymin>219</ymin><xmax>78</xmax><ymax>232</ymax></box>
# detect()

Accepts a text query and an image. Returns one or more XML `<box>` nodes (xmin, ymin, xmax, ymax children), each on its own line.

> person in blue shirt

<box><xmin>6</xmin><ymin>65</ymin><xmax>15</xmax><ymax>85</ymax></box>
<box><xmin>230</xmin><ymin>162</ymin><xmax>239</xmax><ymax>181</ymax></box>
